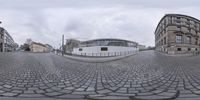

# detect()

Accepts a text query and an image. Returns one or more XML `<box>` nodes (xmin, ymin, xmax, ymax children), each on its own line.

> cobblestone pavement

<box><xmin>1</xmin><ymin>51</ymin><xmax>200</xmax><ymax>100</ymax></box>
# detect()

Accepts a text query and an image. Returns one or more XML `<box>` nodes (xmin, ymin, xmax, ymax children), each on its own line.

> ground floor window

<box><xmin>176</xmin><ymin>35</ymin><xmax>182</xmax><ymax>43</ymax></box>
<box><xmin>79</xmin><ymin>48</ymin><xmax>82</xmax><ymax>51</ymax></box>
<box><xmin>186</xmin><ymin>36</ymin><xmax>191</xmax><ymax>44</ymax></box>
<box><xmin>177</xmin><ymin>48</ymin><xmax>181</xmax><ymax>51</ymax></box>
<box><xmin>101</xmin><ymin>47</ymin><xmax>108</xmax><ymax>51</ymax></box>
<box><xmin>188</xmin><ymin>48</ymin><xmax>191</xmax><ymax>51</ymax></box>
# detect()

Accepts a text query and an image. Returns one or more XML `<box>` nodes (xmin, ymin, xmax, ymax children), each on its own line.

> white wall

<box><xmin>72</xmin><ymin>46</ymin><xmax>138</xmax><ymax>56</ymax></box>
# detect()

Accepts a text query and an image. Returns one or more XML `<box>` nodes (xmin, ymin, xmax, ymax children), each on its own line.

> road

<box><xmin>0</xmin><ymin>51</ymin><xmax>200</xmax><ymax>100</ymax></box>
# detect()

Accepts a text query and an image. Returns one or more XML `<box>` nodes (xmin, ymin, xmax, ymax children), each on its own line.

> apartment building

<box><xmin>155</xmin><ymin>14</ymin><xmax>200</xmax><ymax>54</ymax></box>
<box><xmin>0</xmin><ymin>27</ymin><xmax>15</xmax><ymax>52</ymax></box>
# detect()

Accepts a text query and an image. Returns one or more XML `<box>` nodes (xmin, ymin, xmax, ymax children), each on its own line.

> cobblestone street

<box><xmin>0</xmin><ymin>51</ymin><xmax>200</xmax><ymax>100</ymax></box>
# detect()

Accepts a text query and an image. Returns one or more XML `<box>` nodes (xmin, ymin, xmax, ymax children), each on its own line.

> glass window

<box><xmin>177</xmin><ymin>48</ymin><xmax>182</xmax><ymax>51</ymax></box>
<box><xmin>177</xmin><ymin>26</ymin><xmax>181</xmax><ymax>30</ymax></box>
<box><xmin>79</xmin><ymin>48</ymin><xmax>82</xmax><ymax>51</ymax></box>
<box><xmin>101</xmin><ymin>47</ymin><xmax>108</xmax><ymax>51</ymax></box>
<box><xmin>195</xmin><ymin>38</ymin><xmax>198</xmax><ymax>45</ymax></box>
<box><xmin>164</xmin><ymin>37</ymin><xmax>166</xmax><ymax>45</ymax></box>
<box><xmin>176</xmin><ymin>35</ymin><xmax>182</xmax><ymax>43</ymax></box>
<box><xmin>186</xmin><ymin>36</ymin><xmax>191</xmax><ymax>44</ymax></box>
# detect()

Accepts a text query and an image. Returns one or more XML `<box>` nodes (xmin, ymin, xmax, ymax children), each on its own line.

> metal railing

<box><xmin>71</xmin><ymin>51</ymin><xmax>138</xmax><ymax>57</ymax></box>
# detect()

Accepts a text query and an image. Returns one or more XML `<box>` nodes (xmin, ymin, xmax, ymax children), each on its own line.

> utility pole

<box><xmin>62</xmin><ymin>34</ymin><xmax>64</xmax><ymax>56</ymax></box>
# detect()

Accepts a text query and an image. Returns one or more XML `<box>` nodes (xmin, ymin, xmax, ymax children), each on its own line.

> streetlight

<box><xmin>62</xmin><ymin>35</ymin><xmax>64</xmax><ymax>56</ymax></box>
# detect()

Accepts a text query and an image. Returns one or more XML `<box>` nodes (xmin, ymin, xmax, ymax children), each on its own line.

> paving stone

<box><xmin>88</xmin><ymin>95</ymin><xmax>130</xmax><ymax>100</ymax></box>
<box><xmin>1</xmin><ymin>51</ymin><xmax>200</xmax><ymax>99</ymax></box>
<box><xmin>19</xmin><ymin>93</ymin><xmax>44</xmax><ymax>98</ymax></box>
<box><xmin>1</xmin><ymin>92</ymin><xmax>19</xmax><ymax>97</ymax></box>
<box><xmin>97</xmin><ymin>89</ymin><xmax>112</xmax><ymax>94</ymax></box>
<box><xmin>23</xmin><ymin>90</ymin><xmax>35</xmax><ymax>94</ymax></box>
<box><xmin>56</xmin><ymin>94</ymin><xmax>85</xmax><ymax>99</ymax></box>
<box><xmin>44</xmin><ymin>92</ymin><xmax>64</xmax><ymax>97</ymax></box>
<box><xmin>35</xmin><ymin>90</ymin><xmax>45</xmax><ymax>94</ymax></box>
<box><xmin>11</xmin><ymin>90</ymin><xmax>23</xmax><ymax>93</ymax></box>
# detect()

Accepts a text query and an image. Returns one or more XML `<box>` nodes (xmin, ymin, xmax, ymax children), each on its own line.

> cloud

<box><xmin>0</xmin><ymin>0</ymin><xmax>200</xmax><ymax>48</ymax></box>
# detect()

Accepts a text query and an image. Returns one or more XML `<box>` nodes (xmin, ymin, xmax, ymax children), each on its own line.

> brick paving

<box><xmin>0</xmin><ymin>51</ymin><xmax>200</xmax><ymax>99</ymax></box>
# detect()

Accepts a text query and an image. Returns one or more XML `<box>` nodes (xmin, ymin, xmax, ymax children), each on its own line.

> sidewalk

<box><xmin>60</xmin><ymin>53</ymin><xmax>137</xmax><ymax>63</ymax></box>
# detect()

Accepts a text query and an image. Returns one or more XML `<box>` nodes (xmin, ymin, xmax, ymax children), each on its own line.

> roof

<box><xmin>0</xmin><ymin>27</ymin><xmax>14</xmax><ymax>42</ymax></box>
<box><xmin>45</xmin><ymin>44</ymin><xmax>53</xmax><ymax>48</ymax></box>
<box><xmin>154</xmin><ymin>14</ymin><xmax>200</xmax><ymax>35</ymax></box>
<box><xmin>81</xmin><ymin>38</ymin><xmax>138</xmax><ymax>44</ymax></box>
<box><xmin>31</xmin><ymin>42</ymin><xmax>47</xmax><ymax>47</ymax></box>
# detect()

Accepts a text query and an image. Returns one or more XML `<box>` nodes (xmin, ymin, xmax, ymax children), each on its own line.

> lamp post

<box><xmin>62</xmin><ymin>35</ymin><xmax>64</xmax><ymax>56</ymax></box>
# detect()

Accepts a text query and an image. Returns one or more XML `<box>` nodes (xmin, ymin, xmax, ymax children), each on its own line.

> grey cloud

<box><xmin>1</xmin><ymin>0</ymin><xmax>200</xmax><ymax>48</ymax></box>
<box><xmin>0</xmin><ymin>0</ymin><xmax>199</xmax><ymax>9</ymax></box>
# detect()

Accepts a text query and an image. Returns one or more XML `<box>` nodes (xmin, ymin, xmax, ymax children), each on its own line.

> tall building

<box><xmin>0</xmin><ymin>27</ymin><xmax>16</xmax><ymax>52</ymax></box>
<box><xmin>155</xmin><ymin>14</ymin><xmax>200</xmax><ymax>54</ymax></box>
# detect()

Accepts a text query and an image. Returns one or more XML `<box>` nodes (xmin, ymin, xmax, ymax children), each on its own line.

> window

<box><xmin>176</xmin><ymin>21</ymin><xmax>181</xmax><ymax>23</ymax></box>
<box><xmin>177</xmin><ymin>26</ymin><xmax>181</xmax><ymax>30</ymax></box>
<box><xmin>164</xmin><ymin>29</ymin><xmax>166</xmax><ymax>33</ymax></box>
<box><xmin>188</xmin><ymin>28</ymin><xmax>191</xmax><ymax>32</ymax></box>
<box><xmin>101</xmin><ymin>47</ymin><xmax>108</xmax><ymax>51</ymax></box>
<box><xmin>176</xmin><ymin>35</ymin><xmax>182</xmax><ymax>43</ymax></box>
<box><xmin>161</xmin><ymin>39</ymin><xmax>163</xmax><ymax>45</ymax></box>
<box><xmin>186</xmin><ymin>36</ymin><xmax>191</xmax><ymax>44</ymax></box>
<box><xmin>195</xmin><ymin>38</ymin><xmax>198</xmax><ymax>45</ymax></box>
<box><xmin>177</xmin><ymin>48</ymin><xmax>182</xmax><ymax>51</ymax></box>
<box><xmin>79</xmin><ymin>48</ymin><xmax>82</xmax><ymax>51</ymax></box>
<box><xmin>164</xmin><ymin>37</ymin><xmax>166</xmax><ymax>45</ymax></box>
<box><xmin>188</xmin><ymin>48</ymin><xmax>191</xmax><ymax>51</ymax></box>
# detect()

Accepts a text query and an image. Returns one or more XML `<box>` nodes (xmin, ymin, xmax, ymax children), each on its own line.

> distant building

<box><xmin>29</xmin><ymin>42</ymin><xmax>49</xmax><ymax>53</ymax></box>
<box><xmin>25</xmin><ymin>38</ymin><xmax>33</xmax><ymax>45</ymax></box>
<box><xmin>0</xmin><ymin>27</ymin><xmax>16</xmax><ymax>52</ymax></box>
<box><xmin>72</xmin><ymin>38</ymin><xmax>138</xmax><ymax>56</ymax></box>
<box><xmin>45</xmin><ymin>44</ymin><xmax>53</xmax><ymax>52</ymax></box>
<box><xmin>65</xmin><ymin>39</ymin><xmax>81</xmax><ymax>54</ymax></box>
<box><xmin>155</xmin><ymin>14</ymin><xmax>200</xmax><ymax>54</ymax></box>
<box><xmin>138</xmin><ymin>45</ymin><xmax>146</xmax><ymax>51</ymax></box>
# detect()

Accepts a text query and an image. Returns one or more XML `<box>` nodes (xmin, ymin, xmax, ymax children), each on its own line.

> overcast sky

<box><xmin>0</xmin><ymin>0</ymin><xmax>200</xmax><ymax>48</ymax></box>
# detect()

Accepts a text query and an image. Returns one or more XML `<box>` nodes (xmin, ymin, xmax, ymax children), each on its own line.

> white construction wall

<box><xmin>72</xmin><ymin>46</ymin><xmax>138</xmax><ymax>56</ymax></box>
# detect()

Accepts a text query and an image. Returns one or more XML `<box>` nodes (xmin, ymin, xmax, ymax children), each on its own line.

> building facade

<box><xmin>45</xmin><ymin>44</ymin><xmax>53</xmax><ymax>52</ymax></box>
<box><xmin>72</xmin><ymin>38</ymin><xmax>138</xmax><ymax>56</ymax></box>
<box><xmin>65</xmin><ymin>39</ymin><xmax>81</xmax><ymax>54</ymax></box>
<box><xmin>155</xmin><ymin>14</ymin><xmax>200</xmax><ymax>54</ymax></box>
<box><xmin>29</xmin><ymin>42</ymin><xmax>49</xmax><ymax>53</ymax></box>
<box><xmin>0</xmin><ymin>27</ymin><xmax>16</xmax><ymax>52</ymax></box>
<box><xmin>138</xmin><ymin>45</ymin><xmax>146</xmax><ymax>51</ymax></box>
